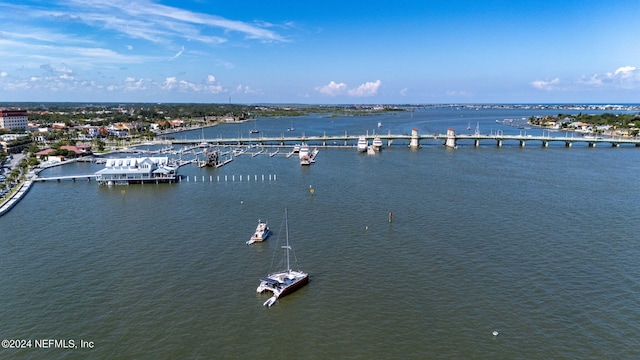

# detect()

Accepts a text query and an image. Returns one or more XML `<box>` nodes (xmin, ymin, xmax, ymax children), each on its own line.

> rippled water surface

<box><xmin>2</xmin><ymin>108</ymin><xmax>640</xmax><ymax>359</ymax></box>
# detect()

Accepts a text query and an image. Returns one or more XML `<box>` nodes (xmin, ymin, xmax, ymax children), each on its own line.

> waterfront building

<box><xmin>0</xmin><ymin>109</ymin><xmax>28</xmax><ymax>131</ymax></box>
<box><xmin>94</xmin><ymin>157</ymin><xmax>179</xmax><ymax>185</ymax></box>
<box><xmin>35</xmin><ymin>145</ymin><xmax>91</xmax><ymax>163</ymax></box>
<box><xmin>0</xmin><ymin>133</ymin><xmax>30</xmax><ymax>154</ymax></box>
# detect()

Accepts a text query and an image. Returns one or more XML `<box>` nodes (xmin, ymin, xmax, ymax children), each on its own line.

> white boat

<box><xmin>299</xmin><ymin>143</ymin><xmax>311</xmax><ymax>165</ymax></box>
<box><xmin>256</xmin><ymin>209</ymin><xmax>309</xmax><ymax>306</ymax></box>
<box><xmin>310</xmin><ymin>148</ymin><xmax>319</xmax><ymax>163</ymax></box>
<box><xmin>292</xmin><ymin>144</ymin><xmax>301</xmax><ymax>153</ymax></box>
<box><xmin>246</xmin><ymin>219</ymin><xmax>271</xmax><ymax>245</ymax></box>
<box><xmin>300</xmin><ymin>154</ymin><xmax>311</xmax><ymax>166</ymax></box>
<box><xmin>357</xmin><ymin>136</ymin><xmax>368</xmax><ymax>152</ymax></box>
<box><xmin>371</xmin><ymin>135</ymin><xmax>383</xmax><ymax>151</ymax></box>
<box><xmin>367</xmin><ymin>146</ymin><xmax>375</xmax><ymax>155</ymax></box>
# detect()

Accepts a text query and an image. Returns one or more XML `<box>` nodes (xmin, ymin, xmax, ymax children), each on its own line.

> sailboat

<box><xmin>250</xmin><ymin>119</ymin><xmax>259</xmax><ymax>134</ymax></box>
<box><xmin>256</xmin><ymin>208</ymin><xmax>309</xmax><ymax>307</ymax></box>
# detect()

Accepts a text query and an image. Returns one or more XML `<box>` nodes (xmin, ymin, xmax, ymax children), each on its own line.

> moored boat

<box><xmin>372</xmin><ymin>135</ymin><xmax>383</xmax><ymax>151</ymax></box>
<box><xmin>256</xmin><ymin>209</ymin><xmax>308</xmax><ymax>306</ymax></box>
<box><xmin>357</xmin><ymin>135</ymin><xmax>368</xmax><ymax>152</ymax></box>
<box><xmin>299</xmin><ymin>143</ymin><xmax>311</xmax><ymax>165</ymax></box>
<box><xmin>247</xmin><ymin>219</ymin><xmax>271</xmax><ymax>245</ymax></box>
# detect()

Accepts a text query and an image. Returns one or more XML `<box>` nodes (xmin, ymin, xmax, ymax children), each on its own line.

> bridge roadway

<box><xmin>167</xmin><ymin>132</ymin><xmax>640</xmax><ymax>148</ymax></box>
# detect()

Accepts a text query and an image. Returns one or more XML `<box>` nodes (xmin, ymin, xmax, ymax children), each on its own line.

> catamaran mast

<box><xmin>284</xmin><ymin>208</ymin><xmax>291</xmax><ymax>272</ymax></box>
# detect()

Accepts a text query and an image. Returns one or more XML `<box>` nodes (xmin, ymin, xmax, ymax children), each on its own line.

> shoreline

<box><xmin>0</xmin><ymin>177</ymin><xmax>33</xmax><ymax>217</ymax></box>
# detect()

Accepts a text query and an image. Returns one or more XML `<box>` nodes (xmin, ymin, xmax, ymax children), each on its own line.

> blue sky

<box><xmin>1</xmin><ymin>0</ymin><xmax>639</xmax><ymax>104</ymax></box>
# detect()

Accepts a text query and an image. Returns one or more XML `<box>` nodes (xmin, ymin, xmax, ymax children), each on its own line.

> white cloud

<box><xmin>614</xmin><ymin>66</ymin><xmax>636</xmax><ymax>77</ymax></box>
<box><xmin>578</xmin><ymin>65</ymin><xmax>640</xmax><ymax>89</ymax></box>
<box><xmin>159</xmin><ymin>75</ymin><xmax>225</xmax><ymax>93</ymax></box>
<box><xmin>124</xmin><ymin>77</ymin><xmax>148</xmax><ymax>91</ymax></box>
<box><xmin>316</xmin><ymin>81</ymin><xmax>347</xmax><ymax>96</ymax></box>
<box><xmin>0</xmin><ymin>72</ymin><xmax>7</xmax><ymax>77</ymax></box>
<box><xmin>235</xmin><ymin>84</ymin><xmax>259</xmax><ymax>94</ymax></box>
<box><xmin>348</xmin><ymin>80</ymin><xmax>381</xmax><ymax>97</ymax></box>
<box><xmin>316</xmin><ymin>80</ymin><xmax>381</xmax><ymax>97</ymax></box>
<box><xmin>531</xmin><ymin>78</ymin><xmax>560</xmax><ymax>90</ymax></box>
<box><xmin>446</xmin><ymin>90</ymin><xmax>470</xmax><ymax>97</ymax></box>
<box><xmin>162</xmin><ymin>77</ymin><xmax>178</xmax><ymax>90</ymax></box>
<box><xmin>202</xmin><ymin>75</ymin><xmax>223</xmax><ymax>93</ymax></box>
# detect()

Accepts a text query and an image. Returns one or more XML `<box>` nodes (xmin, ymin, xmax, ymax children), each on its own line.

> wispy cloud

<box><xmin>169</xmin><ymin>46</ymin><xmax>185</xmax><ymax>61</ymax></box>
<box><xmin>445</xmin><ymin>90</ymin><xmax>470</xmax><ymax>97</ymax></box>
<box><xmin>0</xmin><ymin>37</ymin><xmax>155</xmax><ymax>68</ymax></box>
<box><xmin>28</xmin><ymin>0</ymin><xmax>287</xmax><ymax>44</ymax></box>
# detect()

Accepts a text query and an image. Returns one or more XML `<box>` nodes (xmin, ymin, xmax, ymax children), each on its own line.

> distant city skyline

<box><xmin>1</xmin><ymin>1</ymin><xmax>639</xmax><ymax>104</ymax></box>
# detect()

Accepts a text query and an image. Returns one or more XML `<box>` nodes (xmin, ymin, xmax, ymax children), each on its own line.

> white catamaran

<box><xmin>256</xmin><ymin>209</ymin><xmax>309</xmax><ymax>307</ymax></box>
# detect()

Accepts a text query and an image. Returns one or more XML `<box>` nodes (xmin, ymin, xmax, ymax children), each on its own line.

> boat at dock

<box><xmin>198</xmin><ymin>150</ymin><xmax>232</xmax><ymax>168</ymax></box>
<box><xmin>310</xmin><ymin>148</ymin><xmax>319</xmax><ymax>162</ymax></box>
<box><xmin>247</xmin><ymin>220</ymin><xmax>271</xmax><ymax>245</ymax></box>
<box><xmin>256</xmin><ymin>208</ymin><xmax>308</xmax><ymax>306</ymax></box>
<box><xmin>371</xmin><ymin>135</ymin><xmax>383</xmax><ymax>151</ymax></box>
<box><xmin>299</xmin><ymin>143</ymin><xmax>311</xmax><ymax>165</ymax></box>
<box><xmin>357</xmin><ymin>136</ymin><xmax>368</xmax><ymax>152</ymax></box>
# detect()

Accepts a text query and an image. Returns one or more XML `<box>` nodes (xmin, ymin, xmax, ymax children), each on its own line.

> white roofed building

<box><xmin>94</xmin><ymin>157</ymin><xmax>179</xmax><ymax>185</ymax></box>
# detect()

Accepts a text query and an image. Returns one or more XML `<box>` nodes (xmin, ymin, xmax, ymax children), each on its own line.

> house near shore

<box><xmin>35</xmin><ymin>145</ymin><xmax>92</xmax><ymax>162</ymax></box>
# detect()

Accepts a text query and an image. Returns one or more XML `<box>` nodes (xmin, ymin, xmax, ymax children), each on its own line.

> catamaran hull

<box><xmin>258</xmin><ymin>276</ymin><xmax>308</xmax><ymax>306</ymax></box>
<box><xmin>257</xmin><ymin>274</ymin><xmax>309</xmax><ymax>299</ymax></box>
<box><xmin>278</xmin><ymin>276</ymin><xmax>309</xmax><ymax>298</ymax></box>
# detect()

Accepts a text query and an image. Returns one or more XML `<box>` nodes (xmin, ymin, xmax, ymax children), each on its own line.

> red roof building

<box><xmin>0</xmin><ymin>109</ymin><xmax>28</xmax><ymax>131</ymax></box>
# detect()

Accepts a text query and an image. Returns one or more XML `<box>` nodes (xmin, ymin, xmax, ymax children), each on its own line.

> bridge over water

<box><xmin>166</xmin><ymin>129</ymin><xmax>640</xmax><ymax>148</ymax></box>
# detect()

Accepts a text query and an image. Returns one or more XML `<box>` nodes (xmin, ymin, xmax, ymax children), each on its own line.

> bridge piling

<box><xmin>409</xmin><ymin>128</ymin><xmax>420</xmax><ymax>148</ymax></box>
<box><xmin>445</xmin><ymin>128</ymin><xmax>457</xmax><ymax>148</ymax></box>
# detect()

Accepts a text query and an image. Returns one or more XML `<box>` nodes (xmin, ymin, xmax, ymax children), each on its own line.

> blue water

<box><xmin>1</xmin><ymin>108</ymin><xmax>640</xmax><ymax>359</ymax></box>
